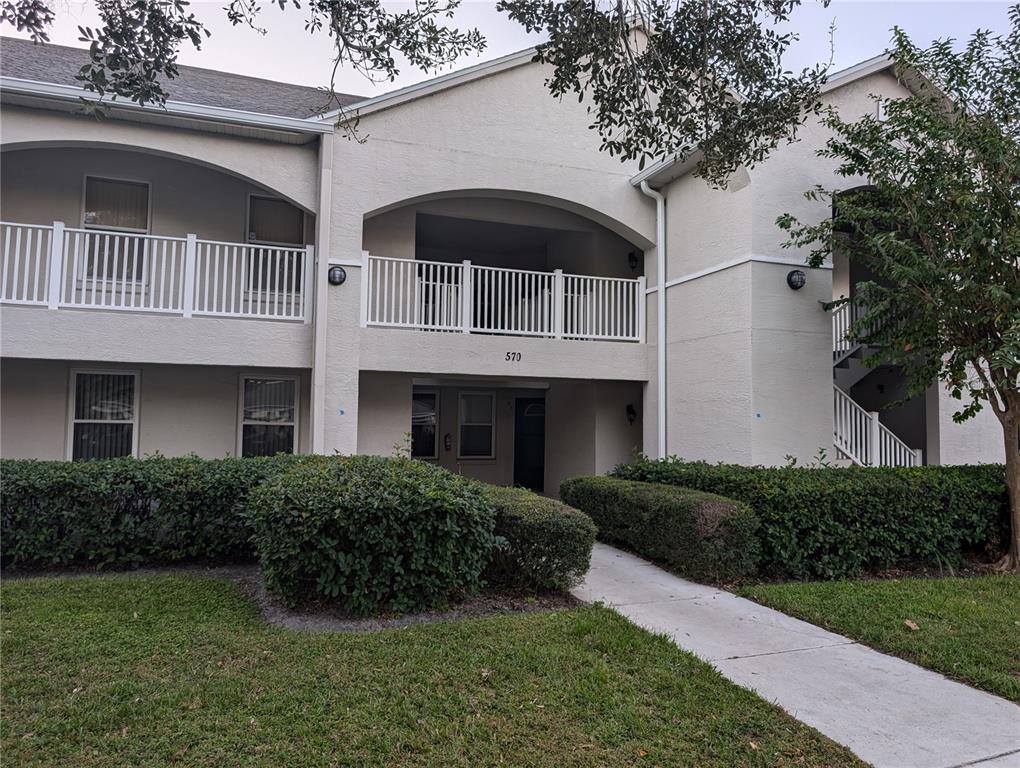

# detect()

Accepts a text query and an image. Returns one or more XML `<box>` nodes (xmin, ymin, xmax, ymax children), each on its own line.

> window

<box><xmin>83</xmin><ymin>177</ymin><xmax>150</xmax><ymax>233</ymax></box>
<box><xmin>82</xmin><ymin>177</ymin><xmax>150</xmax><ymax>282</ymax></box>
<box><xmin>458</xmin><ymin>392</ymin><xmax>494</xmax><ymax>459</ymax></box>
<box><xmin>411</xmin><ymin>390</ymin><xmax>439</xmax><ymax>458</ymax></box>
<box><xmin>248</xmin><ymin>195</ymin><xmax>304</xmax><ymax>246</ymax></box>
<box><xmin>69</xmin><ymin>371</ymin><xmax>138</xmax><ymax>461</ymax></box>
<box><xmin>240</xmin><ymin>377</ymin><xmax>297</xmax><ymax>457</ymax></box>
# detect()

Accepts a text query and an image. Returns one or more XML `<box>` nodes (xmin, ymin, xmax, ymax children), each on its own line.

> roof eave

<box><xmin>0</xmin><ymin>76</ymin><xmax>335</xmax><ymax>135</ymax></box>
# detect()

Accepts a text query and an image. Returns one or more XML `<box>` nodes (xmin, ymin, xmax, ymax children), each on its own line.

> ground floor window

<box><xmin>458</xmin><ymin>392</ymin><xmax>495</xmax><ymax>459</ymax></box>
<box><xmin>240</xmin><ymin>377</ymin><xmax>297</xmax><ymax>457</ymax></box>
<box><xmin>411</xmin><ymin>390</ymin><xmax>439</xmax><ymax>458</ymax></box>
<box><xmin>70</xmin><ymin>370</ymin><xmax>138</xmax><ymax>460</ymax></box>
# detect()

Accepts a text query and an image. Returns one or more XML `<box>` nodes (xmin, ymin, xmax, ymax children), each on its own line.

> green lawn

<box><xmin>1</xmin><ymin>575</ymin><xmax>865</xmax><ymax>768</ymax></box>
<box><xmin>739</xmin><ymin>575</ymin><xmax>1020</xmax><ymax>703</ymax></box>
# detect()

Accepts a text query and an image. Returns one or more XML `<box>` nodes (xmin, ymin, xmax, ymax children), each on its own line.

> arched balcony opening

<box><xmin>0</xmin><ymin>146</ymin><xmax>315</xmax><ymax>322</ymax></box>
<box><xmin>361</xmin><ymin>194</ymin><xmax>647</xmax><ymax>343</ymax></box>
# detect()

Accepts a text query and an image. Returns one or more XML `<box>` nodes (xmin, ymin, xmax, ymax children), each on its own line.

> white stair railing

<box><xmin>833</xmin><ymin>384</ymin><xmax>920</xmax><ymax>467</ymax></box>
<box><xmin>832</xmin><ymin>302</ymin><xmax>856</xmax><ymax>359</ymax></box>
<box><xmin>363</xmin><ymin>255</ymin><xmax>644</xmax><ymax>342</ymax></box>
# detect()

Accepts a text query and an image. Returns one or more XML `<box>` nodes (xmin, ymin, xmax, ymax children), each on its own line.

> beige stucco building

<box><xmin>0</xmin><ymin>38</ymin><xmax>1002</xmax><ymax>492</ymax></box>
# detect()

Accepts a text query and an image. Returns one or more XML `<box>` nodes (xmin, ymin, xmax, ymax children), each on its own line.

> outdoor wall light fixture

<box><xmin>627</xmin><ymin>251</ymin><xmax>640</xmax><ymax>271</ymax></box>
<box><xmin>626</xmin><ymin>403</ymin><xmax>638</xmax><ymax>425</ymax></box>
<box><xmin>786</xmin><ymin>269</ymin><xmax>807</xmax><ymax>290</ymax></box>
<box><xmin>328</xmin><ymin>265</ymin><xmax>347</xmax><ymax>286</ymax></box>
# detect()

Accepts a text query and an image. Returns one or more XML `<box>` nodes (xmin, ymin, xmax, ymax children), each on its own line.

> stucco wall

<box><xmin>0</xmin><ymin>106</ymin><xmax>320</xmax><ymax>212</ymax></box>
<box><xmin>362</xmin><ymin>197</ymin><xmax>641</xmax><ymax>280</ymax></box>
<box><xmin>929</xmin><ymin>384</ymin><xmax>1006</xmax><ymax>465</ymax></box>
<box><xmin>0</xmin><ymin>358</ymin><xmax>310</xmax><ymax>459</ymax></box>
<box><xmin>0</xmin><ymin>147</ymin><xmax>312</xmax><ymax>243</ymax></box>
<box><xmin>1</xmin><ymin>305</ymin><xmax>313</xmax><ymax>368</ymax></box>
<box><xmin>319</xmin><ymin>59</ymin><xmax>657</xmax><ymax>457</ymax></box>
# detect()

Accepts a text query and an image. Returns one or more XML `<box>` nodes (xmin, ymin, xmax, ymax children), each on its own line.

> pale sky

<box><xmin>7</xmin><ymin>1</ymin><xmax>1016</xmax><ymax>98</ymax></box>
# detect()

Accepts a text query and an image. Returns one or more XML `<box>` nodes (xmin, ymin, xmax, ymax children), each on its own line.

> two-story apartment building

<box><xmin>0</xmin><ymin>37</ymin><xmax>1002</xmax><ymax>493</ymax></box>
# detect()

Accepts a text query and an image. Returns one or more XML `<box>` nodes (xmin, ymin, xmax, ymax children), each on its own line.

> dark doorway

<box><xmin>514</xmin><ymin>397</ymin><xmax>546</xmax><ymax>492</ymax></box>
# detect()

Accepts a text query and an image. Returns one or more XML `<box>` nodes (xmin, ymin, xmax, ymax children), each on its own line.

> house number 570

<box><xmin>505</xmin><ymin>352</ymin><xmax>522</xmax><ymax>362</ymax></box>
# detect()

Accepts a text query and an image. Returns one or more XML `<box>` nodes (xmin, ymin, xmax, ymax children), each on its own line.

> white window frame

<box><xmin>66</xmin><ymin>368</ymin><xmax>141</xmax><ymax>460</ymax></box>
<box><xmin>80</xmin><ymin>174</ymin><xmax>153</xmax><ymax>235</ymax></box>
<box><xmin>411</xmin><ymin>388</ymin><xmax>440</xmax><ymax>460</ymax></box>
<box><xmin>245</xmin><ymin>193</ymin><xmax>306</xmax><ymax>248</ymax></box>
<box><xmin>457</xmin><ymin>391</ymin><xmax>496</xmax><ymax>460</ymax></box>
<box><xmin>237</xmin><ymin>373</ymin><xmax>300</xmax><ymax>457</ymax></box>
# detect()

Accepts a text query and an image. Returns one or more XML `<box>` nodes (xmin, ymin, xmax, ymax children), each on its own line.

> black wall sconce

<box><xmin>328</xmin><ymin>265</ymin><xmax>347</xmax><ymax>286</ymax></box>
<box><xmin>627</xmin><ymin>251</ymin><xmax>640</xmax><ymax>271</ymax></box>
<box><xmin>786</xmin><ymin>269</ymin><xmax>806</xmax><ymax>290</ymax></box>
<box><xmin>626</xmin><ymin>403</ymin><xmax>638</xmax><ymax>425</ymax></box>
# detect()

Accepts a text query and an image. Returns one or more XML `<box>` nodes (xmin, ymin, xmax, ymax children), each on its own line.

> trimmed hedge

<box><xmin>0</xmin><ymin>455</ymin><xmax>300</xmax><ymax>568</ymax></box>
<box><xmin>560</xmin><ymin>476</ymin><xmax>761</xmax><ymax>582</ymax></box>
<box><xmin>246</xmin><ymin>455</ymin><xmax>496</xmax><ymax>613</ymax></box>
<box><xmin>613</xmin><ymin>458</ymin><xmax>1010</xmax><ymax>580</ymax></box>
<box><xmin>2</xmin><ymin>456</ymin><xmax>598</xmax><ymax>607</ymax></box>
<box><xmin>482</xmin><ymin>485</ymin><xmax>596</xmax><ymax>591</ymax></box>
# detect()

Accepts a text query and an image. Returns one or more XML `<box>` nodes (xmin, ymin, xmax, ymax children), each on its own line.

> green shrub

<box><xmin>560</xmin><ymin>476</ymin><xmax>760</xmax><ymax>582</ymax></box>
<box><xmin>612</xmin><ymin>458</ymin><xmax>1009</xmax><ymax>580</ymax></box>
<box><xmin>246</xmin><ymin>455</ymin><xmax>496</xmax><ymax>614</ymax></box>
<box><xmin>1</xmin><ymin>455</ymin><xmax>300</xmax><ymax>569</ymax></box>
<box><xmin>482</xmin><ymin>485</ymin><xmax>596</xmax><ymax>591</ymax></box>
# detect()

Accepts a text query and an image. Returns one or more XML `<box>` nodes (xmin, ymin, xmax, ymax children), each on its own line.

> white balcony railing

<box><xmin>1</xmin><ymin>221</ymin><xmax>312</xmax><ymax>322</ymax></box>
<box><xmin>362</xmin><ymin>255</ymin><xmax>645</xmax><ymax>342</ymax></box>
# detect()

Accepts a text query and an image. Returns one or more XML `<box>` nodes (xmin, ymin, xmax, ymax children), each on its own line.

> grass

<box><xmin>1</xmin><ymin>575</ymin><xmax>866</xmax><ymax>768</ymax></box>
<box><xmin>738</xmin><ymin>574</ymin><xmax>1020</xmax><ymax>703</ymax></box>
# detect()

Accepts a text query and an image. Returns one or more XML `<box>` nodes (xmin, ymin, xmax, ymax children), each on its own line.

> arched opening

<box><xmin>362</xmin><ymin>194</ymin><xmax>646</xmax><ymax>341</ymax></box>
<box><xmin>1</xmin><ymin>146</ymin><xmax>313</xmax><ymax>320</ymax></box>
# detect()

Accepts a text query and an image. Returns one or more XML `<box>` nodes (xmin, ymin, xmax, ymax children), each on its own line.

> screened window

<box><xmin>458</xmin><ymin>392</ymin><xmax>494</xmax><ymax>459</ymax></box>
<box><xmin>411</xmin><ymin>390</ymin><xmax>438</xmax><ymax>458</ymax></box>
<box><xmin>83</xmin><ymin>177</ymin><xmax>149</xmax><ymax>232</ymax></box>
<box><xmin>240</xmin><ymin>377</ymin><xmax>297</xmax><ymax>457</ymax></box>
<box><xmin>248</xmin><ymin>196</ymin><xmax>304</xmax><ymax>245</ymax></box>
<box><xmin>70</xmin><ymin>371</ymin><xmax>137</xmax><ymax>461</ymax></box>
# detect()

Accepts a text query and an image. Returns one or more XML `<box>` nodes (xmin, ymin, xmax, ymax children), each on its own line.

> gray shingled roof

<box><xmin>1</xmin><ymin>36</ymin><xmax>364</xmax><ymax>118</ymax></box>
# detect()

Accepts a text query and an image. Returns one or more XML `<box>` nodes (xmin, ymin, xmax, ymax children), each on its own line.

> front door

<box><xmin>513</xmin><ymin>397</ymin><xmax>546</xmax><ymax>492</ymax></box>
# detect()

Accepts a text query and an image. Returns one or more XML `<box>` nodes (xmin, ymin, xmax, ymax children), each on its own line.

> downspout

<box><xmin>639</xmin><ymin>180</ymin><xmax>667</xmax><ymax>459</ymax></box>
<box><xmin>310</xmin><ymin>134</ymin><xmax>333</xmax><ymax>453</ymax></box>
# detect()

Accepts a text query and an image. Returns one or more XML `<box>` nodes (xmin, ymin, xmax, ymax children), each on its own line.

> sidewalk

<box><xmin>573</xmin><ymin>544</ymin><xmax>1020</xmax><ymax>768</ymax></box>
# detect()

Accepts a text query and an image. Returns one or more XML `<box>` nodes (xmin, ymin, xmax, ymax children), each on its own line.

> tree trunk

<box><xmin>994</xmin><ymin>412</ymin><xmax>1020</xmax><ymax>572</ymax></box>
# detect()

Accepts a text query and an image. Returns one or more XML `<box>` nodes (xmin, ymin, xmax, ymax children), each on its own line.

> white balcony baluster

<box><xmin>363</xmin><ymin>255</ymin><xmax>642</xmax><ymax>342</ymax></box>
<box><xmin>0</xmin><ymin>221</ymin><xmax>312</xmax><ymax>322</ymax></box>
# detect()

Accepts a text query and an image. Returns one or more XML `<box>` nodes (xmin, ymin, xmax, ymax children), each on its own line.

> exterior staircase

<box><xmin>830</xmin><ymin>303</ymin><xmax>921</xmax><ymax>467</ymax></box>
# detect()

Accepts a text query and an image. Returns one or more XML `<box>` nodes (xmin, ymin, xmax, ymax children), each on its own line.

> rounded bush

<box><xmin>246</xmin><ymin>456</ymin><xmax>496</xmax><ymax>614</ymax></box>
<box><xmin>482</xmin><ymin>485</ymin><xmax>596</xmax><ymax>591</ymax></box>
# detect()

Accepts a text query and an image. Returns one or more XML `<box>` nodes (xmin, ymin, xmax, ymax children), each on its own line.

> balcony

<box><xmin>1</xmin><ymin>221</ymin><xmax>312</xmax><ymax>322</ymax></box>
<box><xmin>361</xmin><ymin>255</ymin><xmax>645</xmax><ymax>342</ymax></box>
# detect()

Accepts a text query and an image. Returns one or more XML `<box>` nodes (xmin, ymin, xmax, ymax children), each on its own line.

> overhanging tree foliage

<box><xmin>778</xmin><ymin>8</ymin><xmax>1020</xmax><ymax>570</ymax></box>
<box><xmin>2</xmin><ymin>0</ymin><xmax>829</xmax><ymax>185</ymax></box>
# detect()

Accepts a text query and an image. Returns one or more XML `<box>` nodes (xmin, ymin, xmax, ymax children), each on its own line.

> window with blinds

<box><xmin>240</xmin><ymin>377</ymin><xmax>297</xmax><ymax>457</ymax></box>
<box><xmin>247</xmin><ymin>196</ymin><xmax>304</xmax><ymax>245</ymax></box>
<box><xmin>70</xmin><ymin>371</ymin><xmax>138</xmax><ymax>461</ymax></box>
<box><xmin>82</xmin><ymin>177</ymin><xmax>150</xmax><ymax>281</ymax></box>
<box><xmin>458</xmin><ymin>392</ymin><xmax>495</xmax><ymax>459</ymax></box>
<box><xmin>83</xmin><ymin>177</ymin><xmax>150</xmax><ymax>232</ymax></box>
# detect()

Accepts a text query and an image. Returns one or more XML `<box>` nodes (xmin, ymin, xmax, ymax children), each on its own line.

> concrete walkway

<box><xmin>573</xmin><ymin>544</ymin><xmax>1020</xmax><ymax>768</ymax></box>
